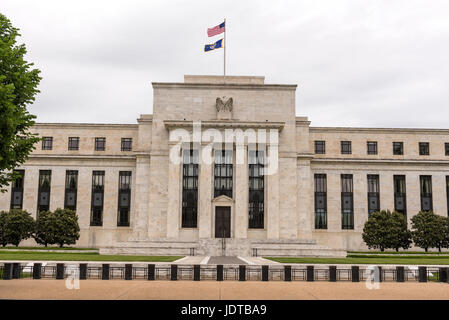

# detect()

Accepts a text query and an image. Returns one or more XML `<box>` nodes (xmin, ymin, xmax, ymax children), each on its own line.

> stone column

<box><xmin>266</xmin><ymin>139</ymin><xmax>280</xmax><ymax>239</ymax></box>
<box><xmin>199</xmin><ymin>145</ymin><xmax>213</xmax><ymax>239</ymax></box>
<box><xmin>166</xmin><ymin>142</ymin><xmax>181</xmax><ymax>239</ymax></box>
<box><xmin>132</xmin><ymin>153</ymin><xmax>151</xmax><ymax>240</ymax></box>
<box><xmin>297</xmin><ymin>158</ymin><xmax>313</xmax><ymax>239</ymax></box>
<box><xmin>234</xmin><ymin>143</ymin><xmax>248</xmax><ymax>239</ymax></box>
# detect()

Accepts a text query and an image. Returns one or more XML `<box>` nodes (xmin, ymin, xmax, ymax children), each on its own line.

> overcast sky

<box><xmin>2</xmin><ymin>0</ymin><xmax>449</xmax><ymax>128</ymax></box>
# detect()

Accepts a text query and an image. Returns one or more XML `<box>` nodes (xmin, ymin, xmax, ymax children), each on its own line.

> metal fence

<box><xmin>1</xmin><ymin>263</ymin><xmax>448</xmax><ymax>283</ymax></box>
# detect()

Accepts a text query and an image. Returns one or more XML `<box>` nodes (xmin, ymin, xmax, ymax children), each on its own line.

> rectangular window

<box><xmin>445</xmin><ymin>143</ymin><xmax>449</xmax><ymax>156</ymax></box>
<box><xmin>314</xmin><ymin>141</ymin><xmax>325</xmax><ymax>154</ymax></box>
<box><xmin>90</xmin><ymin>171</ymin><xmax>105</xmax><ymax>226</ymax></box>
<box><xmin>394</xmin><ymin>175</ymin><xmax>407</xmax><ymax>217</ymax></box>
<box><xmin>393</xmin><ymin>142</ymin><xmax>403</xmax><ymax>155</ymax></box>
<box><xmin>214</xmin><ymin>149</ymin><xmax>233</xmax><ymax>198</ymax></box>
<box><xmin>121</xmin><ymin>138</ymin><xmax>132</xmax><ymax>151</ymax></box>
<box><xmin>64</xmin><ymin>170</ymin><xmax>78</xmax><ymax>211</ymax></box>
<box><xmin>367</xmin><ymin>142</ymin><xmax>378</xmax><ymax>155</ymax></box>
<box><xmin>118</xmin><ymin>171</ymin><xmax>131</xmax><ymax>227</ymax></box>
<box><xmin>446</xmin><ymin>176</ymin><xmax>449</xmax><ymax>216</ymax></box>
<box><xmin>367</xmin><ymin>175</ymin><xmax>380</xmax><ymax>215</ymax></box>
<box><xmin>248</xmin><ymin>150</ymin><xmax>264</xmax><ymax>229</ymax></box>
<box><xmin>341</xmin><ymin>141</ymin><xmax>352</xmax><ymax>155</ymax></box>
<box><xmin>341</xmin><ymin>174</ymin><xmax>354</xmax><ymax>229</ymax></box>
<box><xmin>182</xmin><ymin>149</ymin><xmax>198</xmax><ymax>228</ymax></box>
<box><xmin>42</xmin><ymin>137</ymin><xmax>53</xmax><ymax>150</ymax></box>
<box><xmin>10</xmin><ymin>170</ymin><xmax>25</xmax><ymax>209</ymax></box>
<box><xmin>37</xmin><ymin>170</ymin><xmax>51</xmax><ymax>213</ymax></box>
<box><xmin>420</xmin><ymin>175</ymin><xmax>432</xmax><ymax>211</ymax></box>
<box><xmin>95</xmin><ymin>137</ymin><xmax>106</xmax><ymax>151</ymax></box>
<box><xmin>314</xmin><ymin>174</ymin><xmax>327</xmax><ymax>229</ymax></box>
<box><xmin>419</xmin><ymin>142</ymin><xmax>430</xmax><ymax>155</ymax></box>
<box><xmin>68</xmin><ymin>137</ymin><xmax>79</xmax><ymax>150</ymax></box>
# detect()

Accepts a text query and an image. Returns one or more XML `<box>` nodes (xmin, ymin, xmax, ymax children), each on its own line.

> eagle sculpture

<box><xmin>216</xmin><ymin>97</ymin><xmax>233</xmax><ymax>113</ymax></box>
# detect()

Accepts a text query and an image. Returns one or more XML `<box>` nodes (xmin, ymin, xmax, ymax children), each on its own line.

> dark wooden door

<box><xmin>215</xmin><ymin>206</ymin><xmax>231</xmax><ymax>238</ymax></box>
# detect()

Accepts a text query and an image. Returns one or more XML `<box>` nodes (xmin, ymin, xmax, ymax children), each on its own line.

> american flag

<box><xmin>207</xmin><ymin>21</ymin><xmax>225</xmax><ymax>37</ymax></box>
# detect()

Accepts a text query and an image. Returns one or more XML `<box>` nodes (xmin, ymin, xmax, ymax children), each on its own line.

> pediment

<box><xmin>212</xmin><ymin>195</ymin><xmax>234</xmax><ymax>203</ymax></box>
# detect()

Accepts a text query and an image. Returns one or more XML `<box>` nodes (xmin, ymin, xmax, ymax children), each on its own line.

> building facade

<box><xmin>1</xmin><ymin>75</ymin><xmax>449</xmax><ymax>256</ymax></box>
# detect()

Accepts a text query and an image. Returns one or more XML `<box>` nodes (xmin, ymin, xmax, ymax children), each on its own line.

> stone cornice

<box><xmin>33</xmin><ymin>123</ymin><xmax>138</xmax><ymax>130</ymax></box>
<box><xmin>152</xmin><ymin>82</ymin><xmax>297</xmax><ymax>91</ymax></box>
<box><xmin>28</xmin><ymin>154</ymin><xmax>136</xmax><ymax>161</ymax></box>
<box><xmin>311</xmin><ymin>158</ymin><xmax>449</xmax><ymax>166</ymax></box>
<box><xmin>163</xmin><ymin>120</ymin><xmax>285</xmax><ymax>131</ymax></box>
<box><xmin>310</xmin><ymin>127</ymin><xmax>449</xmax><ymax>134</ymax></box>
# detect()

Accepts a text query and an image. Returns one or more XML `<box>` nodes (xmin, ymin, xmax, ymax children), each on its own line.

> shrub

<box><xmin>34</xmin><ymin>210</ymin><xmax>58</xmax><ymax>247</ymax></box>
<box><xmin>52</xmin><ymin>208</ymin><xmax>80</xmax><ymax>247</ymax></box>
<box><xmin>3</xmin><ymin>209</ymin><xmax>35</xmax><ymax>246</ymax></box>
<box><xmin>0</xmin><ymin>211</ymin><xmax>8</xmax><ymax>247</ymax></box>
<box><xmin>411</xmin><ymin>211</ymin><xmax>446</xmax><ymax>252</ymax></box>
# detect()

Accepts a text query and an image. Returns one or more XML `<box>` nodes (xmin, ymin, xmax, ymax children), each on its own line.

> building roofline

<box><xmin>310</xmin><ymin>126</ymin><xmax>449</xmax><ymax>134</ymax></box>
<box><xmin>152</xmin><ymin>82</ymin><xmax>297</xmax><ymax>91</ymax></box>
<box><xmin>33</xmin><ymin>123</ymin><xmax>138</xmax><ymax>129</ymax></box>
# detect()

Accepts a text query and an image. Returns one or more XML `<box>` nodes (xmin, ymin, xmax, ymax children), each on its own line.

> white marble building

<box><xmin>1</xmin><ymin>75</ymin><xmax>449</xmax><ymax>257</ymax></box>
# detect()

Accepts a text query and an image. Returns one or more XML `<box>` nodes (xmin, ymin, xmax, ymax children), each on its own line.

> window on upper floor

<box><xmin>121</xmin><ymin>138</ymin><xmax>132</xmax><ymax>151</ymax></box>
<box><xmin>341</xmin><ymin>141</ymin><xmax>351</xmax><ymax>155</ymax></box>
<box><xmin>393</xmin><ymin>142</ymin><xmax>403</xmax><ymax>155</ymax></box>
<box><xmin>314</xmin><ymin>141</ymin><xmax>325</xmax><ymax>154</ymax></box>
<box><xmin>445</xmin><ymin>143</ymin><xmax>449</xmax><ymax>156</ymax></box>
<box><xmin>42</xmin><ymin>137</ymin><xmax>53</xmax><ymax>150</ymax></box>
<box><xmin>68</xmin><ymin>137</ymin><xmax>79</xmax><ymax>150</ymax></box>
<box><xmin>419</xmin><ymin>142</ymin><xmax>429</xmax><ymax>156</ymax></box>
<box><xmin>95</xmin><ymin>137</ymin><xmax>106</xmax><ymax>151</ymax></box>
<box><xmin>367</xmin><ymin>141</ymin><xmax>378</xmax><ymax>155</ymax></box>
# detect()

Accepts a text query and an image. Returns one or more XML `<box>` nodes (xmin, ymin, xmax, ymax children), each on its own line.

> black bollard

<box><xmin>262</xmin><ymin>265</ymin><xmax>269</xmax><ymax>281</ymax></box>
<box><xmin>239</xmin><ymin>265</ymin><xmax>246</xmax><ymax>281</ymax></box>
<box><xmin>329</xmin><ymin>266</ymin><xmax>337</xmax><ymax>282</ymax></box>
<box><xmin>12</xmin><ymin>263</ymin><xmax>20</xmax><ymax>279</ymax></box>
<box><xmin>125</xmin><ymin>264</ymin><xmax>132</xmax><ymax>280</ymax></box>
<box><xmin>79</xmin><ymin>264</ymin><xmax>87</xmax><ymax>280</ymax></box>
<box><xmin>216</xmin><ymin>265</ymin><xmax>223</xmax><ymax>281</ymax></box>
<box><xmin>193</xmin><ymin>265</ymin><xmax>200</xmax><ymax>281</ymax></box>
<box><xmin>284</xmin><ymin>265</ymin><xmax>292</xmax><ymax>282</ymax></box>
<box><xmin>56</xmin><ymin>263</ymin><xmax>65</xmax><ymax>280</ymax></box>
<box><xmin>418</xmin><ymin>266</ymin><xmax>427</xmax><ymax>282</ymax></box>
<box><xmin>171</xmin><ymin>264</ymin><xmax>178</xmax><ymax>281</ymax></box>
<box><xmin>306</xmin><ymin>266</ymin><xmax>314</xmax><ymax>282</ymax></box>
<box><xmin>102</xmin><ymin>264</ymin><xmax>110</xmax><ymax>280</ymax></box>
<box><xmin>440</xmin><ymin>268</ymin><xmax>448</xmax><ymax>283</ymax></box>
<box><xmin>351</xmin><ymin>266</ymin><xmax>360</xmax><ymax>282</ymax></box>
<box><xmin>3</xmin><ymin>263</ymin><xmax>12</xmax><ymax>280</ymax></box>
<box><xmin>396</xmin><ymin>266</ymin><xmax>405</xmax><ymax>282</ymax></box>
<box><xmin>33</xmin><ymin>263</ymin><xmax>42</xmax><ymax>279</ymax></box>
<box><xmin>148</xmin><ymin>264</ymin><xmax>155</xmax><ymax>280</ymax></box>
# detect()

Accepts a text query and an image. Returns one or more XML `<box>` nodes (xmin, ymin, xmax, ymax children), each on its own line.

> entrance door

<box><xmin>215</xmin><ymin>206</ymin><xmax>231</xmax><ymax>238</ymax></box>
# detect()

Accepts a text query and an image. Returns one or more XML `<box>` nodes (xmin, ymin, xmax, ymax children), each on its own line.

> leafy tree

<box><xmin>411</xmin><ymin>211</ymin><xmax>445</xmax><ymax>252</ymax></box>
<box><xmin>0</xmin><ymin>13</ymin><xmax>41</xmax><ymax>192</ymax></box>
<box><xmin>53</xmin><ymin>208</ymin><xmax>80</xmax><ymax>247</ymax></box>
<box><xmin>389</xmin><ymin>211</ymin><xmax>412</xmax><ymax>251</ymax></box>
<box><xmin>3</xmin><ymin>209</ymin><xmax>35</xmax><ymax>246</ymax></box>
<box><xmin>0</xmin><ymin>211</ymin><xmax>9</xmax><ymax>246</ymax></box>
<box><xmin>435</xmin><ymin>215</ymin><xmax>449</xmax><ymax>252</ymax></box>
<box><xmin>34</xmin><ymin>210</ymin><xmax>58</xmax><ymax>247</ymax></box>
<box><xmin>362</xmin><ymin>210</ymin><xmax>393</xmax><ymax>251</ymax></box>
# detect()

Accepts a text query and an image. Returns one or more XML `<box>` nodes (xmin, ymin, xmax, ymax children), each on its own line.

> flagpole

<box><xmin>223</xmin><ymin>18</ymin><xmax>226</xmax><ymax>82</ymax></box>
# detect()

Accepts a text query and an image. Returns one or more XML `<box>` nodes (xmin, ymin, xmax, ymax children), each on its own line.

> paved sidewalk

<box><xmin>1</xmin><ymin>280</ymin><xmax>449</xmax><ymax>300</ymax></box>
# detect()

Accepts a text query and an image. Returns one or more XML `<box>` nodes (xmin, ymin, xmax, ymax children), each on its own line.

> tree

<box><xmin>389</xmin><ymin>211</ymin><xmax>412</xmax><ymax>251</ymax></box>
<box><xmin>53</xmin><ymin>208</ymin><xmax>80</xmax><ymax>247</ymax></box>
<box><xmin>411</xmin><ymin>211</ymin><xmax>445</xmax><ymax>252</ymax></box>
<box><xmin>34</xmin><ymin>210</ymin><xmax>58</xmax><ymax>247</ymax></box>
<box><xmin>3</xmin><ymin>209</ymin><xmax>35</xmax><ymax>246</ymax></box>
<box><xmin>0</xmin><ymin>13</ymin><xmax>41</xmax><ymax>192</ymax></box>
<box><xmin>362</xmin><ymin>210</ymin><xmax>393</xmax><ymax>251</ymax></box>
<box><xmin>0</xmin><ymin>211</ymin><xmax>9</xmax><ymax>246</ymax></box>
<box><xmin>435</xmin><ymin>215</ymin><xmax>449</xmax><ymax>252</ymax></box>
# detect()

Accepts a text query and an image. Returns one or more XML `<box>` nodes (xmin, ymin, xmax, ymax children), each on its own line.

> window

<box><xmin>95</xmin><ymin>137</ymin><xmax>106</xmax><ymax>151</ymax></box>
<box><xmin>42</xmin><ymin>137</ymin><xmax>53</xmax><ymax>150</ymax></box>
<box><xmin>314</xmin><ymin>141</ymin><xmax>325</xmax><ymax>154</ymax></box>
<box><xmin>419</xmin><ymin>142</ymin><xmax>429</xmax><ymax>156</ymax></box>
<box><xmin>121</xmin><ymin>138</ymin><xmax>132</xmax><ymax>151</ymax></box>
<box><xmin>249</xmin><ymin>150</ymin><xmax>264</xmax><ymax>229</ymax></box>
<box><xmin>367</xmin><ymin>142</ymin><xmax>378</xmax><ymax>155</ymax></box>
<box><xmin>214</xmin><ymin>149</ymin><xmax>233</xmax><ymax>198</ymax></box>
<box><xmin>393</xmin><ymin>142</ymin><xmax>403</xmax><ymax>155</ymax></box>
<box><xmin>37</xmin><ymin>170</ymin><xmax>51</xmax><ymax>214</ymax></box>
<box><xmin>64</xmin><ymin>170</ymin><xmax>78</xmax><ymax>211</ymax></box>
<box><xmin>446</xmin><ymin>176</ymin><xmax>449</xmax><ymax>216</ymax></box>
<box><xmin>10</xmin><ymin>170</ymin><xmax>25</xmax><ymax>209</ymax></box>
<box><xmin>182</xmin><ymin>149</ymin><xmax>198</xmax><ymax>228</ymax></box>
<box><xmin>68</xmin><ymin>137</ymin><xmax>79</xmax><ymax>150</ymax></box>
<box><xmin>420</xmin><ymin>175</ymin><xmax>432</xmax><ymax>211</ymax></box>
<box><xmin>445</xmin><ymin>143</ymin><xmax>449</xmax><ymax>156</ymax></box>
<box><xmin>314</xmin><ymin>174</ymin><xmax>327</xmax><ymax>229</ymax></box>
<box><xmin>367</xmin><ymin>175</ymin><xmax>380</xmax><ymax>215</ymax></box>
<box><xmin>341</xmin><ymin>141</ymin><xmax>351</xmax><ymax>155</ymax></box>
<box><xmin>394</xmin><ymin>175</ymin><xmax>407</xmax><ymax>217</ymax></box>
<box><xmin>90</xmin><ymin>171</ymin><xmax>105</xmax><ymax>226</ymax></box>
<box><xmin>341</xmin><ymin>174</ymin><xmax>354</xmax><ymax>229</ymax></box>
<box><xmin>118</xmin><ymin>171</ymin><xmax>131</xmax><ymax>227</ymax></box>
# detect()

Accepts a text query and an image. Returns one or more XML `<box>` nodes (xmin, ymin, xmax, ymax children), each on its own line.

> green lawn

<box><xmin>265</xmin><ymin>256</ymin><xmax>449</xmax><ymax>265</ymax></box>
<box><xmin>0</xmin><ymin>246</ymin><xmax>97</xmax><ymax>251</ymax></box>
<box><xmin>0</xmin><ymin>251</ymin><xmax>183</xmax><ymax>262</ymax></box>
<box><xmin>348</xmin><ymin>251</ymin><xmax>449</xmax><ymax>255</ymax></box>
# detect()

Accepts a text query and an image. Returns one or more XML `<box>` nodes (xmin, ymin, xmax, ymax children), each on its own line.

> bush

<box><xmin>362</xmin><ymin>210</ymin><xmax>411</xmax><ymax>251</ymax></box>
<box><xmin>2</xmin><ymin>209</ymin><xmax>35</xmax><ymax>246</ymax></box>
<box><xmin>0</xmin><ymin>211</ymin><xmax>8</xmax><ymax>247</ymax></box>
<box><xmin>411</xmin><ymin>211</ymin><xmax>447</xmax><ymax>252</ymax></box>
<box><xmin>34</xmin><ymin>210</ymin><xmax>58</xmax><ymax>247</ymax></box>
<box><xmin>52</xmin><ymin>208</ymin><xmax>80</xmax><ymax>247</ymax></box>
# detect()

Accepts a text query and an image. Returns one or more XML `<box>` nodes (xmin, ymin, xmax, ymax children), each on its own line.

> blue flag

<box><xmin>204</xmin><ymin>39</ymin><xmax>223</xmax><ymax>52</ymax></box>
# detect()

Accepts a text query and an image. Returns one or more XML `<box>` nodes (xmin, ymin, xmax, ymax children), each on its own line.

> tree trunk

<box><xmin>380</xmin><ymin>247</ymin><xmax>384</xmax><ymax>252</ymax></box>
<box><xmin>396</xmin><ymin>248</ymin><xmax>399</xmax><ymax>252</ymax></box>
<box><xmin>59</xmin><ymin>243</ymin><xmax>63</xmax><ymax>248</ymax></box>
<box><xmin>425</xmin><ymin>247</ymin><xmax>428</xmax><ymax>252</ymax></box>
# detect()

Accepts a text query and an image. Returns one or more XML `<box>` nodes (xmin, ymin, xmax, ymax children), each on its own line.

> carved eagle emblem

<box><xmin>216</xmin><ymin>97</ymin><xmax>233</xmax><ymax>112</ymax></box>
